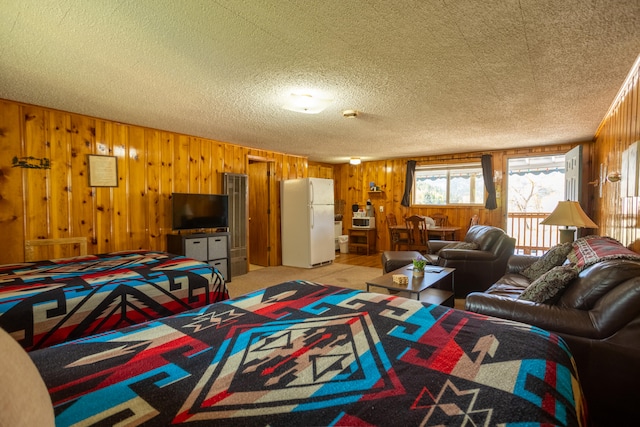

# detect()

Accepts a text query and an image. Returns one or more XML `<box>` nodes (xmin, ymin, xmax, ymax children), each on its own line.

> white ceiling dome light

<box><xmin>282</xmin><ymin>92</ymin><xmax>333</xmax><ymax>114</ymax></box>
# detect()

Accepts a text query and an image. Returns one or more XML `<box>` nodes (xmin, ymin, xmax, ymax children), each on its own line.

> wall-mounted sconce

<box><xmin>607</xmin><ymin>171</ymin><xmax>621</xmax><ymax>183</ymax></box>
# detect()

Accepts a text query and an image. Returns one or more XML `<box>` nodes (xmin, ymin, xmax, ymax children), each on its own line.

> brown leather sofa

<box><xmin>465</xmin><ymin>247</ymin><xmax>640</xmax><ymax>426</ymax></box>
<box><xmin>426</xmin><ymin>225</ymin><xmax>516</xmax><ymax>298</ymax></box>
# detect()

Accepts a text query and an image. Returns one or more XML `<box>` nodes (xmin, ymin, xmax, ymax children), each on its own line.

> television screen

<box><xmin>171</xmin><ymin>193</ymin><xmax>229</xmax><ymax>230</ymax></box>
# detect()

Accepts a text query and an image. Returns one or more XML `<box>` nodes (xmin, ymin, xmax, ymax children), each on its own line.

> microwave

<box><xmin>352</xmin><ymin>217</ymin><xmax>375</xmax><ymax>229</ymax></box>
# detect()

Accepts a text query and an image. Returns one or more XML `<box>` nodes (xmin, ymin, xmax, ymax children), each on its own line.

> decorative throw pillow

<box><xmin>521</xmin><ymin>242</ymin><xmax>572</xmax><ymax>281</ymax></box>
<box><xmin>518</xmin><ymin>264</ymin><xmax>579</xmax><ymax>304</ymax></box>
<box><xmin>437</xmin><ymin>241</ymin><xmax>478</xmax><ymax>255</ymax></box>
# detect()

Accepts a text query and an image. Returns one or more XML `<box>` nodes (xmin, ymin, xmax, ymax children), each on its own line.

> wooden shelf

<box><xmin>348</xmin><ymin>228</ymin><xmax>376</xmax><ymax>255</ymax></box>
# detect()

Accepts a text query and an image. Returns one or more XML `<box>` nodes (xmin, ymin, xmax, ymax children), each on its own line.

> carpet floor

<box><xmin>226</xmin><ymin>263</ymin><xmax>466</xmax><ymax>310</ymax></box>
<box><xmin>227</xmin><ymin>263</ymin><xmax>383</xmax><ymax>299</ymax></box>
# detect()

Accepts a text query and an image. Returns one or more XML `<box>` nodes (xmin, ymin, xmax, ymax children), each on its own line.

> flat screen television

<box><xmin>171</xmin><ymin>193</ymin><xmax>229</xmax><ymax>231</ymax></box>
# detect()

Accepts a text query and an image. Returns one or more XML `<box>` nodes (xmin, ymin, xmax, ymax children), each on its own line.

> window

<box><xmin>413</xmin><ymin>163</ymin><xmax>484</xmax><ymax>205</ymax></box>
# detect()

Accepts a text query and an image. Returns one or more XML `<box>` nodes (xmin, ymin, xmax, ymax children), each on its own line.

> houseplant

<box><xmin>412</xmin><ymin>256</ymin><xmax>427</xmax><ymax>276</ymax></box>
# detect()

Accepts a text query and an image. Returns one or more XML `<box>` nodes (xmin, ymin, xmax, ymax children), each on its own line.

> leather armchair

<box><xmin>426</xmin><ymin>225</ymin><xmax>515</xmax><ymax>298</ymax></box>
<box><xmin>465</xmin><ymin>256</ymin><xmax>640</xmax><ymax>427</ymax></box>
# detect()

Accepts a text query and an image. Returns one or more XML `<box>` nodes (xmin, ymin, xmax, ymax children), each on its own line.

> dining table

<box><xmin>426</xmin><ymin>226</ymin><xmax>461</xmax><ymax>240</ymax></box>
<box><xmin>388</xmin><ymin>224</ymin><xmax>461</xmax><ymax>250</ymax></box>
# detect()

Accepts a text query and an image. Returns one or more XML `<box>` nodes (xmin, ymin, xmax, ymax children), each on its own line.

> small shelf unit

<box><xmin>167</xmin><ymin>232</ymin><xmax>231</xmax><ymax>282</ymax></box>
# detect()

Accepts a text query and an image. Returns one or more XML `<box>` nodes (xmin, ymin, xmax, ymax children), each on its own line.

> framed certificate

<box><xmin>88</xmin><ymin>155</ymin><xmax>118</xmax><ymax>187</ymax></box>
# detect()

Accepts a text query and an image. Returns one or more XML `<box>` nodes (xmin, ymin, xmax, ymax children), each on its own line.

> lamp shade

<box><xmin>540</xmin><ymin>201</ymin><xmax>598</xmax><ymax>228</ymax></box>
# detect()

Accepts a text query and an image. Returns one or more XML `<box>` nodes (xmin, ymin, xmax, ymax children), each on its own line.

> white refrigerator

<box><xmin>281</xmin><ymin>178</ymin><xmax>336</xmax><ymax>268</ymax></box>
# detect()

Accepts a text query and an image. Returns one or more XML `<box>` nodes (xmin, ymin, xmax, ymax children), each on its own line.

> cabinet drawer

<box><xmin>208</xmin><ymin>236</ymin><xmax>228</xmax><ymax>259</ymax></box>
<box><xmin>184</xmin><ymin>238</ymin><xmax>208</xmax><ymax>261</ymax></box>
<box><xmin>209</xmin><ymin>260</ymin><xmax>228</xmax><ymax>282</ymax></box>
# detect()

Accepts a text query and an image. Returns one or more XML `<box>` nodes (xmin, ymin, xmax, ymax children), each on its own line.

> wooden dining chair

<box><xmin>387</xmin><ymin>213</ymin><xmax>409</xmax><ymax>250</ymax></box>
<box><xmin>431</xmin><ymin>213</ymin><xmax>448</xmax><ymax>227</ymax></box>
<box><xmin>404</xmin><ymin>215</ymin><xmax>428</xmax><ymax>253</ymax></box>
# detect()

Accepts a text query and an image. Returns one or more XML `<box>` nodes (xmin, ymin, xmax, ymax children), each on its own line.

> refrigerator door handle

<box><xmin>309</xmin><ymin>180</ymin><xmax>314</xmax><ymax>205</ymax></box>
<box><xmin>310</xmin><ymin>205</ymin><xmax>314</xmax><ymax>229</ymax></box>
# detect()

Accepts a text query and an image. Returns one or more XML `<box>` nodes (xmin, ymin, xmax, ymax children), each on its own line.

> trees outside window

<box><xmin>413</xmin><ymin>164</ymin><xmax>483</xmax><ymax>206</ymax></box>
<box><xmin>508</xmin><ymin>157</ymin><xmax>565</xmax><ymax>213</ymax></box>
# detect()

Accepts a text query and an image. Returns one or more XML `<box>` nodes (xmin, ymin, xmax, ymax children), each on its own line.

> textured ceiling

<box><xmin>1</xmin><ymin>1</ymin><xmax>639</xmax><ymax>163</ymax></box>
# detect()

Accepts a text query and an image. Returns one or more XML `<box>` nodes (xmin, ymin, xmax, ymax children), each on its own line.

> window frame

<box><xmin>412</xmin><ymin>162</ymin><xmax>485</xmax><ymax>206</ymax></box>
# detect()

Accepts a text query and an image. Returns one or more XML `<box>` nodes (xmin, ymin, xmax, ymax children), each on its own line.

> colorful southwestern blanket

<box><xmin>30</xmin><ymin>281</ymin><xmax>587</xmax><ymax>426</ymax></box>
<box><xmin>0</xmin><ymin>250</ymin><xmax>227</xmax><ymax>351</ymax></box>
<box><xmin>567</xmin><ymin>235</ymin><xmax>640</xmax><ymax>270</ymax></box>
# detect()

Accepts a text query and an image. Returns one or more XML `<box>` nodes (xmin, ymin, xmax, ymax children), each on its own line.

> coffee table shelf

<box><xmin>366</xmin><ymin>265</ymin><xmax>455</xmax><ymax>307</ymax></box>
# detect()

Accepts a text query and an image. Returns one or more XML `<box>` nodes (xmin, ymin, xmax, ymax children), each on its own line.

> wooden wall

<box><xmin>592</xmin><ymin>57</ymin><xmax>640</xmax><ymax>247</ymax></box>
<box><xmin>334</xmin><ymin>143</ymin><xmax>580</xmax><ymax>252</ymax></box>
<box><xmin>0</xmin><ymin>96</ymin><xmax>603</xmax><ymax>265</ymax></box>
<box><xmin>0</xmin><ymin>99</ymin><xmax>308</xmax><ymax>264</ymax></box>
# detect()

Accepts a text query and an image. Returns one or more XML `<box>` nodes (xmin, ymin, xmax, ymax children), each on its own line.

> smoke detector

<box><xmin>342</xmin><ymin>109</ymin><xmax>358</xmax><ymax>118</ymax></box>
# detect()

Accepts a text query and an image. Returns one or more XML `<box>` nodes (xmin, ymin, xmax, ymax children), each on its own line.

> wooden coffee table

<box><xmin>366</xmin><ymin>265</ymin><xmax>455</xmax><ymax>307</ymax></box>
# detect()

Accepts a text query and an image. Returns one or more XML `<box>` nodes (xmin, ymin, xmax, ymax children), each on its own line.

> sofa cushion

<box><xmin>381</xmin><ymin>251</ymin><xmax>424</xmax><ymax>273</ymax></box>
<box><xmin>437</xmin><ymin>241</ymin><xmax>478</xmax><ymax>255</ymax></box>
<box><xmin>483</xmin><ymin>273</ymin><xmax>532</xmax><ymax>299</ymax></box>
<box><xmin>518</xmin><ymin>264</ymin><xmax>578</xmax><ymax>303</ymax></box>
<box><xmin>464</xmin><ymin>225</ymin><xmax>505</xmax><ymax>251</ymax></box>
<box><xmin>520</xmin><ymin>242</ymin><xmax>572</xmax><ymax>281</ymax></box>
<box><xmin>0</xmin><ymin>328</ymin><xmax>55</xmax><ymax>426</ymax></box>
<box><xmin>559</xmin><ymin>259</ymin><xmax>640</xmax><ymax>309</ymax></box>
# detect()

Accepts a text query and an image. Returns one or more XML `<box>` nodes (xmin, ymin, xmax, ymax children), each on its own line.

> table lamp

<box><xmin>540</xmin><ymin>200</ymin><xmax>598</xmax><ymax>243</ymax></box>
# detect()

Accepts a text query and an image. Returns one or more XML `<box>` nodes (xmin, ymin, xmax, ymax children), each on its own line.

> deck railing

<box><xmin>507</xmin><ymin>212</ymin><xmax>562</xmax><ymax>255</ymax></box>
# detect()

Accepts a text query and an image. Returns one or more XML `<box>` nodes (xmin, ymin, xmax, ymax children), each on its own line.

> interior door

<box><xmin>564</xmin><ymin>145</ymin><xmax>582</xmax><ymax>202</ymax></box>
<box><xmin>248</xmin><ymin>161</ymin><xmax>270</xmax><ymax>266</ymax></box>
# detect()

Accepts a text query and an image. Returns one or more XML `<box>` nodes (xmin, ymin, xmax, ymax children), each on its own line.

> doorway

<box><xmin>506</xmin><ymin>155</ymin><xmax>565</xmax><ymax>254</ymax></box>
<box><xmin>248</xmin><ymin>158</ymin><xmax>274</xmax><ymax>267</ymax></box>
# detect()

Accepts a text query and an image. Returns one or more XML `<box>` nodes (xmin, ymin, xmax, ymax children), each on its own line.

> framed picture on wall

<box><xmin>88</xmin><ymin>155</ymin><xmax>118</xmax><ymax>187</ymax></box>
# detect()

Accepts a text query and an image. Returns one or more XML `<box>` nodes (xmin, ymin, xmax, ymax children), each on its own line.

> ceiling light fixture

<box><xmin>282</xmin><ymin>92</ymin><xmax>332</xmax><ymax>114</ymax></box>
<box><xmin>349</xmin><ymin>157</ymin><xmax>361</xmax><ymax>165</ymax></box>
<box><xmin>342</xmin><ymin>109</ymin><xmax>358</xmax><ymax>118</ymax></box>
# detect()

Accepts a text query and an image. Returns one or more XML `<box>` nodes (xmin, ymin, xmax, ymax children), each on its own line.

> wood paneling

<box><xmin>3</xmin><ymin>90</ymin><xmax>620</xmax><ymax>265</ymax></box>
<box><xmin>593</xmin><ymin>58</ymin><xmax>640</xmax><ymax>246</ymax></box>
<box><xmin>0</xmin><ymin>99</ymin><xmax>307</xmax><ymax>264</ymax></box>
<box><xmin>0</xmin><ymin>101</ymin><xmax>25</xmax><ymax>257</ymax></box>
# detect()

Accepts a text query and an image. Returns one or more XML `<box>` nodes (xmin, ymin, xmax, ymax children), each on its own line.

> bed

<box><xmin>29</xmin><ymin>281</ymin><xmax>586</xmax><ymax>426</ymax></box>
<box><xmin>0</xmin><ymin>250</ymin><xmax>228</xmax><ymax>351</ymax></box>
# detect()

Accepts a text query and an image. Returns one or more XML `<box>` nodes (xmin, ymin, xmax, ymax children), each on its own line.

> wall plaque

<box><xmin>88</xmin><ymin>155</ymin><xmax>118</xmax><ymax>187</ymax></box>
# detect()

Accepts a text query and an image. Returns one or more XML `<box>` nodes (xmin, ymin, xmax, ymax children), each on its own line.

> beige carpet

<box><xmin>227</xmin><ymin>263</ymin><xmax>383</xmax><ymax>298</ymax></box>
<box><xmin>227</xmin><ymin>263</ymin><xmax>466</xmax><ymax>310</ymax></box>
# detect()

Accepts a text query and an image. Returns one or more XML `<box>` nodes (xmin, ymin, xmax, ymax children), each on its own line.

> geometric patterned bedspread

<box><xmin>0</xmin><ymin>251</ymin><xmax>228</xmax><ymax>351</ymax></box>
<box><xmin>29</xmin><ymin>281</ymin><xmax>586</xmax><ymax>426</ymax></box>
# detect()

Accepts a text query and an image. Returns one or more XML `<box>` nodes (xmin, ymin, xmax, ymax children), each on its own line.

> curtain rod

<box><xmin>416</xmin><ymin>154</ymin><xmax>484</xmax><ymax>162</ymax></box>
